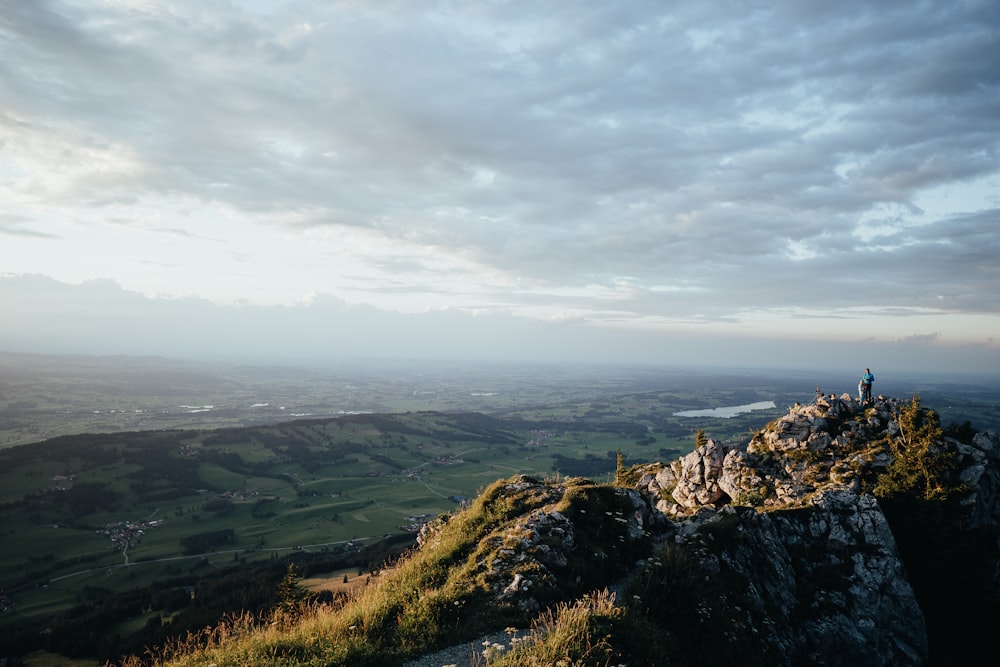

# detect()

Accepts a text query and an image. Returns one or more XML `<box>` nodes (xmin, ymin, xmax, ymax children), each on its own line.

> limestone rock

<box><xmin>672</xmin><ymin>439</ymin><xmax>727</xmax><ymax>508</ymax></box>
<box><xmin>630</xmin><ymin>394</ymin><xmax>1000</xmax><ymax>665</ymax></box>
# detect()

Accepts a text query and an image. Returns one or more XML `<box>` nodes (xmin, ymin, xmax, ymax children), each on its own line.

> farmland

<box><xmin>0</xmin><ymin>381</ymin><xmax>798</xmax><ymax>657</ymax></box>
<box><xmin>1</xmin><ymin>352</ymin><xmax>998</xmax><ymax>662</ymax></box>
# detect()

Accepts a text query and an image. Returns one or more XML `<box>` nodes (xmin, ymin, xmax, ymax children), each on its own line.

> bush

<box><xmin>873</xmin><ymin>396</ymin><xmax>959</xmax><ymax>501</ymax></box>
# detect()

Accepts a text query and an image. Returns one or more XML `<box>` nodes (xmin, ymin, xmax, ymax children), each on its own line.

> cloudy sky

<box><xmin>1</xmin><ymin>0</ymin><xmax>998</xmax><ymax>373</ymax></box>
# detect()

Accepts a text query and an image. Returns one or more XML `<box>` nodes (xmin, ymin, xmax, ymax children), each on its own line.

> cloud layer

<box><xmin>3</xmin><ymin>273</ymin><xmax>998</xmax><ymax>375</ymax></box>
<box><xmin>0</xmin><ymin>1</ymin><xmax>998</xmax><ymax>369</ymax></box>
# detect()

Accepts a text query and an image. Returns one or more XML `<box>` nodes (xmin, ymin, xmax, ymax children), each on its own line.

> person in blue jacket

<box><xmin>859</xmin><ymin>368</ymin><xmax>875</xmax><ymax>403</ymax></box>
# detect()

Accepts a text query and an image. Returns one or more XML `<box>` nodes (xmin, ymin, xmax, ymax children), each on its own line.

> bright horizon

<box><xmin>1</xmin><ymin>2</ymin><xmax>998</xmax><ymax>374</ymax></box>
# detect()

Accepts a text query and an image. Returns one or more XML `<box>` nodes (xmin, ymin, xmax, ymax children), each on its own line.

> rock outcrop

<box><xmin>417</xmin><ymin>476</ymin><xmax>657</xmax><ymax>613</ymax></box>
<box><xmin>411</xmin><ymin>393</ymin><xmax>999</xmax><ymax>666</ymax></box>
<box><xmin>634</xmin><ymin>392</ymin><xmax>1000</xmax><ymax>666</ymax></box>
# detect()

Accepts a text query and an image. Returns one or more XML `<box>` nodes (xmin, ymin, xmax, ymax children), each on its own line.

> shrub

<box><xmin>873</xmin><ymin>396</ymin><xmax>959</xmax><ymax>501</ymax></box>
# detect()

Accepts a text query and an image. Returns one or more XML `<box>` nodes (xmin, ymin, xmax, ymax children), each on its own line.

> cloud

<box><xmin>0</xmin><ymin>1</ymin><xmax>997</xmax><ymax>369</ymax></box>
<box><xmin>1</xmin><ymin>274</ymin><xmax>997</xmax><ymax>377</ymax></box>
<box><xmin>0</xmin><ymin>214</ymin><xmax>57</xmax><ymax>238</ymax></box>
<box><xmin>893</xmin><ymin>333</ymin><xmax>941</xmax><ymax>345</ymax></box>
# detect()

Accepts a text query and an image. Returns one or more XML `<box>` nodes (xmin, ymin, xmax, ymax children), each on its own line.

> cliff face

<box><xmin>410</xmin><ymin>393</ymin><xmax>1000</xmax><ymax>666</ymax></box>
<box><xmin>630</xmin><ymin>393</ymin><xmax>1000</xmax><ymax>666</ymax></box>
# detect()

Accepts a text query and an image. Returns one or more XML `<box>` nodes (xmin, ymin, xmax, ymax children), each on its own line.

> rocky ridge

<box><xmin>412</xmin><ymin>392</ymin><xmax>1000</xmax><ymax>666</ymax></box>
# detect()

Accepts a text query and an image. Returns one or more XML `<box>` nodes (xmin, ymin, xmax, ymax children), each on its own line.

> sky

<box><xmin>1</xmin><ymin>0</ymin><xmax>998</xmax><ymax>374</ymax></box>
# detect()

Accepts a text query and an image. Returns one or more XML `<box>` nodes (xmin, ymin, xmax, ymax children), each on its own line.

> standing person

<box><xmin>860</xmin><ymin>368</ymin><xmax>875</xmax><ymax>403</ymax></box>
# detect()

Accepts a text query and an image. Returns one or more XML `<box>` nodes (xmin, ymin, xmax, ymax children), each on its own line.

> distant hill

<box><xmin>5</xmin><ymin>351</ymin><xmax>998</xmax><ymax>449</ymax></box>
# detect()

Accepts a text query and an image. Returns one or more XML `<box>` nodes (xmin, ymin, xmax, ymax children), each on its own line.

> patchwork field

<box><xmin>1</xmin><ymin>352</ymin><xmax>998</xmax><ymax>662</ymax></box>
<box><xmin>0</xmin><ymin>394</ymin><xmax>791</xmax><ymax>632</ymax></box>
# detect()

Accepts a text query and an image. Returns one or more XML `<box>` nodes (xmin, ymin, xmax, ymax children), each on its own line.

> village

<box><xmin>99</xmin><ymin>519</ymin><xmax>164</xmax><ymax>552</ymax></box>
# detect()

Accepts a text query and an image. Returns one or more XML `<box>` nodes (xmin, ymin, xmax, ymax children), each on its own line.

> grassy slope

<box><xmin>0</xmin><ymin>389</ymin><xmax>791</xmax><ymax>633</ymax></box>
<box><xmin>130</xmin><ymin>475</ymin><xmax>657</xmax><ymax>667</ymax></box>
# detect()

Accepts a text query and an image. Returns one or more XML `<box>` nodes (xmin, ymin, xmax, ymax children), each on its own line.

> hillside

<box><xmin>107</xmin><ymin>392</ymin><xmax>999</xmax><ymax>667</ymax></box>
<box><xmin>2</xmin><ymin>384</ymin><xmax>794</xmax><ymax>663</ymax></box>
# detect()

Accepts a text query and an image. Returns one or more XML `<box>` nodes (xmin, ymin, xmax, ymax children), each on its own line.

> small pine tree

<box><xmin>874</xmin><ymin>395</ymin><xmax>957</xmax><ymax>501</ymax></box>
<box><xmin>695</xmin><ymin>429</ymin><xmax>708</xmax><ymax>449</ymax></box>
<box><xmin>276</xmin><ymin>563</ymin><xmax>305</xmax><ymax>613</ymax></box>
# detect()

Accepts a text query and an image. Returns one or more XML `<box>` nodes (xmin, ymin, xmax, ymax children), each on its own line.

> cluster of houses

<box><xmin>218</xmin><ymin>489</ymin><xmax>260</xmax><ymax>500</ymax></box>
<box><xmin>524</xmin><ymin>430</ymin><xmax>562</xmax><ymax>447</ymax></box>
<box><xmin>400</xmin><ymin>455</ymin><xmax>467</xmax><ymax>479</ymax></box>
<box><xmin>399</xmin><ymin>513</ymin><xmax>434</xmax><ymax>533</ymax></box>
<box><xmin>98</xmin><ymin>519</ymin><xmax>164</xmax><ymax>552</ymax></box>
<box><xmin>50</xmin><ymin>473</ymin><xmax>77</xmax><ymax>491</ymax></box>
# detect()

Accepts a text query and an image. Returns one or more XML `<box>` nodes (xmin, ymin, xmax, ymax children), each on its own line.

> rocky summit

<box><xmin>634</xmin><ymin>391</ymin><xmax>993</xmax><ymax>666</ymax></box>
<box><xmin>412</xmin><ymin>392</ymin><xmax>999</xmax><ymax>666</ymax></box>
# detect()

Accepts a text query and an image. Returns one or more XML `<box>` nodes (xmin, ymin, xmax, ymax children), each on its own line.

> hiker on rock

<box><xmin>859</xmin><ymin>368</ymin><xmax>875</xmax><ymax>403</ymax></box>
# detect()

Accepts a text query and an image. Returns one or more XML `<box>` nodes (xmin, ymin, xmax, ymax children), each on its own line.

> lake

<box><xmin>674</xmin><ymin>400</ymin><xmax>776</xmax><ymax>418</ymax></box>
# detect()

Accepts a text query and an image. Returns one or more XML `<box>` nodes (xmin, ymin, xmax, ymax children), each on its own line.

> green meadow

<box><xmin>0</xmin><ymin>391</ymin><xmax>792</xmax><ymax>634</ymax></box>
